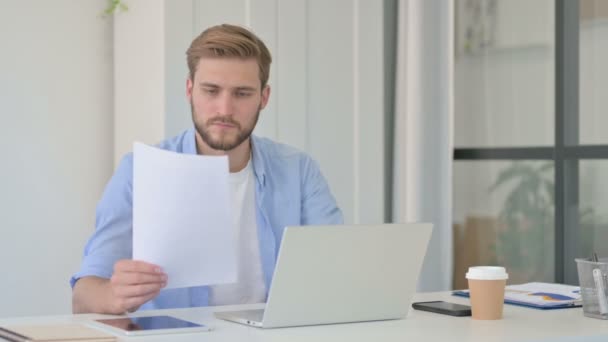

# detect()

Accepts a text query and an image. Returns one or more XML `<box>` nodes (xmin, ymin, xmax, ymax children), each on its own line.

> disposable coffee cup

<box><xmin>466</xmin><ymin>266</ymin><xmax>508</xmax><ymax>320</ymax></box>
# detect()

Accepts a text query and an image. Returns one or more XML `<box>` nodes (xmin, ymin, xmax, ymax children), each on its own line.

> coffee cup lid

<box><xmin>466</xmin><ymin>266</ymin><xmax>509</xmax><ymax>280</ymax></box>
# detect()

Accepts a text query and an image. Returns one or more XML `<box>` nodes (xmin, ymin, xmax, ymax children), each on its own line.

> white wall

<box><xmin>114</xmin><ymin>0</ymin><xmax>165</xmax><ymax>167</ymax></box>
<box><xmin>0</xmin><ymin>1</ymin><xmax>113</xmax><ymax>317</ymax></box>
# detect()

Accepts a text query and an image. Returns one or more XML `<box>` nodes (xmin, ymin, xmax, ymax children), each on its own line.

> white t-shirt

<box><xmin>208</xmin><ymin>157</ymin><xmax>266</xmax><ymax>305</ymax></box>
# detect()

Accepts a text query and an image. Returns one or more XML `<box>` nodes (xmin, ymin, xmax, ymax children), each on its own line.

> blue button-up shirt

<box><xmin>70</xmin><ymin>128</ymin><xmax>343</xmax><ymax>310</ymax></box>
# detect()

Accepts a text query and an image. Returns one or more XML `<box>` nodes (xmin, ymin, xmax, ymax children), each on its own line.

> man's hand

<box><xmin>108</xmin><ymin>260</ymin><xmax>167</xmax><ymax>313</ymax></box>
<box><xmin>72</xmin><ymin>260</ymin><xmax>167</xmax><ymax>314</ymax></box>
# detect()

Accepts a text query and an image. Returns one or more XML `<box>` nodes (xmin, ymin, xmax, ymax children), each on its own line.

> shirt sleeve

<box><xmin>300</xmin><ymin>156</ymin><xmax>344</xmax><ymax>225</ymax></box>
<box><xmin>70</xmin><ymin>153</ymin><xmax>134</xmax><ymax>287</ymax></box>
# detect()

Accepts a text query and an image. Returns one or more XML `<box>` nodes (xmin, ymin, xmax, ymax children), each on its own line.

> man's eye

<box><xmin>236</xmin><ymin>91</ymin><xmax>252</xmax><ymax>97</ymax></box>
<box><xmin>203</xmin><ymin>88</ymin><xmax>217</xmax><ymax>95</ymax></box>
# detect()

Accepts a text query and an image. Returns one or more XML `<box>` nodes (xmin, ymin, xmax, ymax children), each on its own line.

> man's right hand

<box><xmin>108</xmin><ymin>260</ymin><xmax>167</xmax><ymax>313</ymax></box>
<box><xmin>72</xmin><ymin>260</ymin><xmax>167</xmax><ymax>314</ymax></box>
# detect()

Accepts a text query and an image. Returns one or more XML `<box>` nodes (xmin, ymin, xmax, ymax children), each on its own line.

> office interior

<box><xmin>1</xmin><ymin>0</ymin><xmax>607</xmax><ymax>319</ymax></box>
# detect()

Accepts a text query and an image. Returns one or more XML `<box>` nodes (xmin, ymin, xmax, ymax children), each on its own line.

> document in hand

<box><xmin>453</xmin><ymin>282</ymin><xmax>582</xmax><ymax>309</ymax></box>
<box><xmin>0</xmin><ymin>323</ymin><xmax>116</xmax><ymax>342</ymax></box>
<box><xmin>133</xmin><ymin>142</ymin><xmax>237</xmax><ymax>289</ymax></box>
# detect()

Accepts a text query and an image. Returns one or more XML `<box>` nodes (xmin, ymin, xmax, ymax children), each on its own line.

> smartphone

<box><xmin>90</xmin><ymin>315</ymin><xmax>210</xmax><ymax>336</ymax></box>
<box><xmin>411</xmin><ymin>301</ymin><xmax>472</xmax><ymax>317</ymax></box>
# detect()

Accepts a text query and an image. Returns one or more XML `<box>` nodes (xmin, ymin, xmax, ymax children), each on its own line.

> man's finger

<box><xmin>114</xmin><ymin>260</ymin><xmax>163</xmax><ymax>274</ymax></box>
<box><xmin>114</xmin><ymin>282</ymin><xmax>166</xmax><ymax>298</ymax></box>
<box><xmin>121</xmin><ymin>290</ymin><xmax>162</xmax><ymax>313</ymax></box>
<box><xmin>111</xmin><ymin>272</ymin><xmax>167</xmax><ymax>286</ymax></box>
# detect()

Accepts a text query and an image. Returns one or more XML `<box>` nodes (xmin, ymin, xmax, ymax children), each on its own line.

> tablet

<box><xmin>90</xmin><ymin>315</ymin><xmax>210</xmax><ymax>336</ymax></box>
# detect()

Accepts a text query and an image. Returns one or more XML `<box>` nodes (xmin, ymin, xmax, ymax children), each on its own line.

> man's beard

<box><xmin>192</xmin><ymin>104</ymin><xmax>260</xmax><ymax>151</ymax></box>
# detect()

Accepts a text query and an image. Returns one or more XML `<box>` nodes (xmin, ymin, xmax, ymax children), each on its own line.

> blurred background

<box><xmin>452</xmin><ymin>0</ymin><xmax>608</xmax><ymax>289</ymax></box>
<box><xmin>1</xmin><ymin>0</ymin><xmax>607</xmax><ymax>318</ymax></box>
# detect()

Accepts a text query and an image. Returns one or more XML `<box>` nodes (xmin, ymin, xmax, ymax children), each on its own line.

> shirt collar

<box><xmin>185</xmin><ymin>128</ymin><xmax>266</xmax><ymax>186</ymax></box>
<box><xmin>250</xmin><ymin>135</ymin><xmax>266</xmax><ymax>187</ymax></box>
<box><xmin>183</xmin><ymin>128</ymin><xmax>197</xmax><ymax>155</ymax></box>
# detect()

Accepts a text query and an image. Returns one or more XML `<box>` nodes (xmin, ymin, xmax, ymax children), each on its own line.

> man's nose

<box><xmin>216</xmin><ymin>93</ymin><xmax>235</xmax><ymax>116</ymax></box>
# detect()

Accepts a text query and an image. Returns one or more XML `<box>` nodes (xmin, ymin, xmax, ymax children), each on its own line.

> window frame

<box><xmin>453</xmin><ymin>0</ymin><xmax>608</xmax><ymax>284</ymax></box>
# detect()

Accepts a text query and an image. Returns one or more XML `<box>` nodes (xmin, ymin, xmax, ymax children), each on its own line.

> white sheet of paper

<box><xmin>132</xmin><ymin>142</ymin><xmax>237</xmax><ymax>289</ymax></box>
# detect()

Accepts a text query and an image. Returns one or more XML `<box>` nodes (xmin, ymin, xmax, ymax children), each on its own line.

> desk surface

<box><xmin>1</xmin><ymin>292</ymin><xmax>607</xmax><ymax>342</ymax></box>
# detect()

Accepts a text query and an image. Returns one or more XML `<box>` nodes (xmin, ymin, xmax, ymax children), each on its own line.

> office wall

<box><xmin>113</xmin><ymin>0</ymin><xmax>165</xmax><ymax>167</ymax></box>
<box><xmin>0</xmin><ymin>1</ymin><xmax>113</xmax><ymax>317</ymax></box>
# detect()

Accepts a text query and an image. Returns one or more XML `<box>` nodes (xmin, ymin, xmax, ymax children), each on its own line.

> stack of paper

<box><xmin>453</xmin><ymin>282</ymin><xmax>582</xmax><ymax>309</ymax></box>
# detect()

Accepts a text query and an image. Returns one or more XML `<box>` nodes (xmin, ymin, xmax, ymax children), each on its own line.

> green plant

<box><xmin>489</xmin><ymin>162</ymin><xmax>554</xmax><ymax>282</ymax></box>
<box><xmin>490</xmin><ymin>161</ymin><xmax>608</xmax><ymax>282</ymax></box>
<box><xmin>103</xmin><ymin>0</ymin><xmax>128</xmax><ymax>16</ymax></box>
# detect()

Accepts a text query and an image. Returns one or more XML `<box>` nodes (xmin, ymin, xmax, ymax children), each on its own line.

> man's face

<box><xmin>187</xmin><ymin>57</ymin><xmax>270</xmax><ymax>152</ymax></box>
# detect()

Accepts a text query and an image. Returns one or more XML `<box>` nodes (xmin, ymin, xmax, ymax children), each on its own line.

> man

<box><xmin>71</xmin><ymin>24</ymin><xmax>342</xmax><ymax>314</ymax></box>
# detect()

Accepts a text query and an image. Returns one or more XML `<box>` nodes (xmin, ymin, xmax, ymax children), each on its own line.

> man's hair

<box><xmin>186</xmin><ymin>24</ymin><xmax>272</xmax><ymax>88</ymax></box>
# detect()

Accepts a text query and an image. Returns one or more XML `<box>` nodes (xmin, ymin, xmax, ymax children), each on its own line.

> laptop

<box><xmin>214</xmin><ymin>223</ymin><xmax>432</xmax><ymax>328</ymax></box>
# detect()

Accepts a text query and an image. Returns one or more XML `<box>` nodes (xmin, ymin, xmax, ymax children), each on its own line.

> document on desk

<box><xmin>133</xmin><ymin>142</ymin><xmax>237</xmax><ymax>289</ymax></box>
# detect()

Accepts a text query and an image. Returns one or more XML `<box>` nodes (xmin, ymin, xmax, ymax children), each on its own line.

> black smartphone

<box><xmin>411</xmin><ymin>301</ymin><xmax>472</xmax><ymax>317</ymax></box>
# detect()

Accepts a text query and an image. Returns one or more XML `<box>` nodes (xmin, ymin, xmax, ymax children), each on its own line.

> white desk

<box><xmin>2</xmin><ymin>292</ymin><xmax>608</xmax><ymax>342</ymax></box>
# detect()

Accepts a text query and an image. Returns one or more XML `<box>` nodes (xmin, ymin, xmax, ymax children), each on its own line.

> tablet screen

<box><xmin>95</xmin><ymin>315</ymin><xmax>205</xmax><ymax>332</ymax></box>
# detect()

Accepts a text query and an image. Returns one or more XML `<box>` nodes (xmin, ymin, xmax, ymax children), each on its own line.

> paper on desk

<box><xmin>132</xmin><ymin>142</ymin><xmax>236</xmax><ymax>289</ymax></box>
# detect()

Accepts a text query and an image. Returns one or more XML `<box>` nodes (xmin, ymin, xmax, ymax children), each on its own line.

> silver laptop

<box><xmin>214</xmin><ymin>223</ymin><xmax>432</xmax><ymax>328</ymax></box>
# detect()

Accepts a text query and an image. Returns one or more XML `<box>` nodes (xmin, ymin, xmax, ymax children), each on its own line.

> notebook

<box><xmin>214</xmin><ymin>223</ymin><xmax>433</xmax><ymax>328</ymax></box>
<box><xmin>0</xmin><ymin>323</ymin><xmax>116</xmax><ymax>342</ymax></box>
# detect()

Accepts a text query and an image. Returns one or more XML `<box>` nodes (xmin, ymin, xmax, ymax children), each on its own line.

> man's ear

<box><xmin>186</xmin><ymin>78</ymin><xmax>193</xmax><ymax>101</ymax></box>
<box><xmin>260</xmin><ymin>85</ymin><xmax>271</xmax><ymax>110</ymax></box>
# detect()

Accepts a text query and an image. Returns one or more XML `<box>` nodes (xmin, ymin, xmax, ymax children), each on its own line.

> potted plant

<box><xmin>489</xmin><ymin>161</ymin><xmax>554</xmax><ymax>283</ymax></box>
